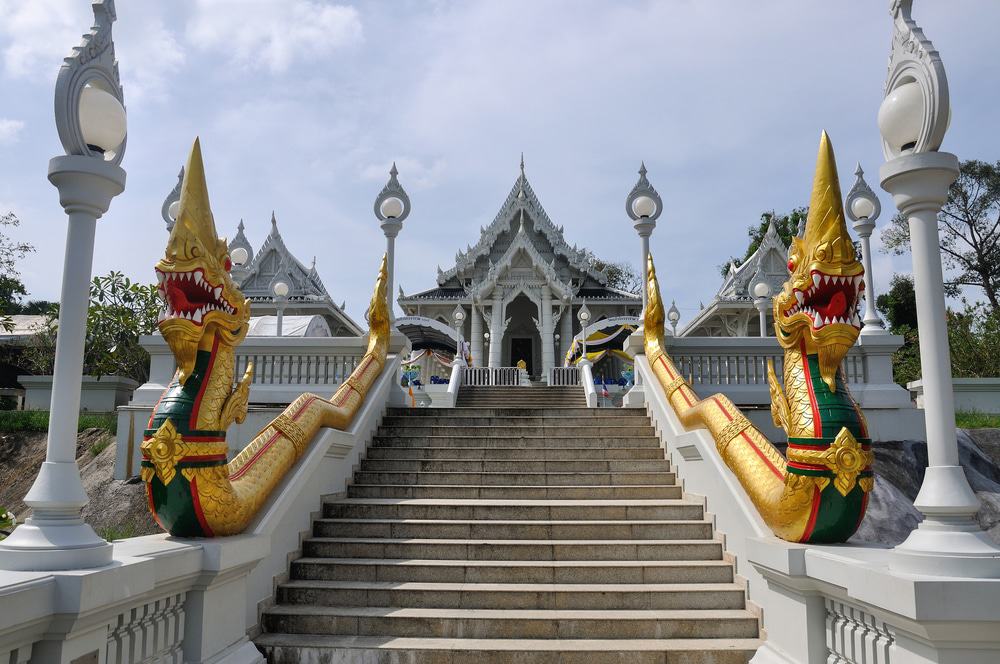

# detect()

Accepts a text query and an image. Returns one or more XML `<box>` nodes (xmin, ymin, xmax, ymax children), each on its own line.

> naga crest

<box><xmin>156</xmin><ymin>138</ymin><xmax>251</xmax><ymax>384</ymax></box>
<box><xmin>773</xmin><ymin>132</ymin><xmax>864</xmax><ymax>391</ymax></box>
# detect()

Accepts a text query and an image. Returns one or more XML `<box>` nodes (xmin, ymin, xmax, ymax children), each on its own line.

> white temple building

<box><xmin>227</xmin><ymin>215</ymin><xmax>364</xmax><ymax>337</ymax></box>
<box><xmin>397</xmin><ymin>161</ymin><xmax>641</xmax><ymax>379</ymax></box>
<box><xmin>678</xmin><ymin>219</ymin><xmax>792</xmax><ymax>337</ymax></box>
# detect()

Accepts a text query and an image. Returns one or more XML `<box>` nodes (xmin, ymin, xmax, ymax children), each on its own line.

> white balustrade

<box><xmin>548</xmin><ymin>366</ymin><xmax>581</xmax><ymax>386</ymax></box>
<box><xmin>462</xmin><ymin>366</ymin><xmax>521</xmax><ymax>386</ymax></box>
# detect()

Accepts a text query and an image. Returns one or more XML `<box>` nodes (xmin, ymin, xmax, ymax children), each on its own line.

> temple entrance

<box><xmin>510</xmin><ymin>337</ymin><xmax>534</xmax><ymax>376</ymax></box>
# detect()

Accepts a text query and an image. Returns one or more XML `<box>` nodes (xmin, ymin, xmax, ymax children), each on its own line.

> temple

<box><xmin>397</xmin><ymin>159</ymin><xmax>641</xmax><ymax>379</ymax></box>
<box><xmin>227</xmin><ymin>214</ymin><xmax>363</xmax><ymax>337</ymax></box>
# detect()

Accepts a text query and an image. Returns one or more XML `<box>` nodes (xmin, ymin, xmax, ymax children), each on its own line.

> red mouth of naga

<box><xmin>155</xmin><ymin>268</ymin><xmax>234</xmax><ymax>325</ymax></box>
<box><xmin>783</xmin><ymin>270</ymin><xmax>863</xmax><ymax>330</ymax></box>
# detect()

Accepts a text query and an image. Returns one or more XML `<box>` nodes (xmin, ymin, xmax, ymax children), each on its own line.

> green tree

<box><xmin>585</xmin><ymin>252</ymin><xmax>642</xmax><ymax>295</ymax></box>
<box><xmin>720</xmin><ymin>208</ymin><xmax>806</xmax><ymax>277</ymax></box>
<box><xmin>0</xmin><ymin>212</ymin><xmax>35</xmax><ymax>331</ymax></box>
<box><xmin>948</xmin><ymin>303</ymin><xmax>1000</xmax><ymax>378</ymax></box>
<box><xmin>23</xmin><ymin>271</ymin><xmax>160</xmax><ymax>382</ymax></box>
<box><xmin>876</xmin><ymin>274</ymin><xmax>918</xmax><ymax>330</ymax></box>
<box><xmin>881</xmin><ymin>160</ymin><xmax>1000</xmax><ymax>312</ymax></box>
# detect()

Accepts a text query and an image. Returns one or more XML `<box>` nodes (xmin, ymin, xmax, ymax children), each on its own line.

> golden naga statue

<box><xmin>141</xmin><ymin>139</ymin><xmax>390</xmax><ymax>537</ymax></box>
<box><xmin>644</xmin><ymin>132</ymin><xmax>873</xmax><ymax>543</ymax></box>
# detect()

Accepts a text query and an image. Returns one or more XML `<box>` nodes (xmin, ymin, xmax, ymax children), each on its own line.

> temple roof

<box><xmin>713</xmin><ymin>219</ymin><xmax>789</xmax><ymax>302</ymax></box>
<box><xmin>434</xmin><ymin>161</ymin><xmax>608</xmax><ymax>288</ymax></box>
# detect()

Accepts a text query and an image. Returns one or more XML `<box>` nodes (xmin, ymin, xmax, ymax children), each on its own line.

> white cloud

<box><xmin>186</xmin><ymin>0</ymin><xmax>363</xmax><ymax>73</ymax></box>
<box><xmin>0</xmin><ymin>0</ymin><xmax>184</xmax><ymax>105</ymax></box>
<box><xmin>0</xmin><ymin>118</ymin><xmax>24</xmax><ymax>144</ymax></box>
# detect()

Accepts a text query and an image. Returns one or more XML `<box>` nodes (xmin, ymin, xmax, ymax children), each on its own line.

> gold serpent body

<box><xmin>142</xmin><ymin>139</ymin><xmax>390</xmax><ymax>537</ymax></box>
<box><xmin>642</xmin><ymin>133</ymin><xmax>873</xmax><ymax>543</ymax></box>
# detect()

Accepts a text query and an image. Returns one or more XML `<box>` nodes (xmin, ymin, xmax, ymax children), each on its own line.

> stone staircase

<box><xmin>255</xmin><ymin>389</ymin><xmax>762</xmax><ymax>663</ymax></box>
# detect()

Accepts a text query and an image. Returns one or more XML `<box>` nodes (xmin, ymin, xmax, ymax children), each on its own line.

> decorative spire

<box><xmin>625</xmin><ymin>161</ymin><xmax>663</xmax><ymax>222</ymax></box>
<box><xmin>269</xmin><ymin>211</ymin><xmax>278</xmax><ymax>236</ymax></box>
<box><xmin>238</xmin><ymin>219</ymin><xmax>245</xmax><ymax>232</ymax></box>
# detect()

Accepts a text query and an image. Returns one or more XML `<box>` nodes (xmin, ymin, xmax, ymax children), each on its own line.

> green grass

<box><xmin>89</xmin><ymin>436</ymin><xmax>112</xmax><ymax>457</ymax></box>
<box><xmin>0</xmin><ymin>410</ymin><xmax>117</xmax><ymax>434</ymax></box>
<box><xmin>956</xmin><ymin>410</ymin><xmax>1000</xmax><ymax>429</ymax></box>
<box><xmin>98</xmin><ymin>523</ymin><xmax>138</xmax><ymax>542</ymax></box>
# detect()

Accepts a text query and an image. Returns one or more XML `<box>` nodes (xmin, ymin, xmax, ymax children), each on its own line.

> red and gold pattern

<box><xmin>142</xmin><ymin>139</ymin><xmax>390</xmax><ymax>537</ymax></box>
<box><xmin>643</xmin><ymin>133</ymin><xmax>874</xmax><ymax>543</ymax></box>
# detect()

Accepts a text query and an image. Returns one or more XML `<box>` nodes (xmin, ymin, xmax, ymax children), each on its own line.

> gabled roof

<box><xmin>436</xmin><ymin>162</ymin><xmax>607</xmax><ymax>287</ymax></box>
<box><xmin>714</xmin><ymin>219</ymin><xmax>789</xmax><ymax>302</ymax></box>
<box><xmin>467</xmin><ymin>211</ymin><xmax>575</xmax><ymax>301</ymax></box>
<box><xmin>234</xmin><ymin>213</ymin><xmax>329</xmax><ymax>300</ymax></box>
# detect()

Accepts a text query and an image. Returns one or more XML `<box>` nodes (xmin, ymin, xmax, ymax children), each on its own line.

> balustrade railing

<box><xmin>549</xmin><ymin>366</ymin><xmax>581</xmax><ymax>386</ymax></box>
<box><xmin>659</xmin><ymin>336</ymin><xmax>891</xmax><ymax>406</ymax></box>
<box><xmin>463</xmin><ymin>366</ymin><xmax>521</xmax><ymax>386</ymax></box>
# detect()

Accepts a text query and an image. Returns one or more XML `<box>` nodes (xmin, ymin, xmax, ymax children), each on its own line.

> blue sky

<box><xmin>1</xmin><ymin>1</ymin><xmax>999</xmax><ymax>326</ymax></box>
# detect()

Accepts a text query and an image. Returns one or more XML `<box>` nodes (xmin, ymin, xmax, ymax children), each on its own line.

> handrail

<box><xmin>446</xmin><ymin>361</ymin><xmax>463</xmax><ymax>407</ymax></box>
<box><xmin>578</xmin><ymin>360</ymin><xmax>598</xmax><ymax>407</ymax></box>
<box><xmin>462</xmin><ymin>366</ymin><xmax>521</xmax><ymax>386</ymax></box>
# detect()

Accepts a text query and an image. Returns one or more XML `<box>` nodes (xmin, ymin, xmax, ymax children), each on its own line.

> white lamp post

<box><xmin>667</xmin><ymin>300</ymin><xmax>681</xmax><ymax>336</ymax></box>
<box><xmin>752</xmin><ymin>282</ymin><xmax>771</xmax><ymax>337</ymax></box>
<box><xmin>374</xmin><ymin>163</ymin><xmax>411</xmax><ymax>323</ymax></box>
<box><xmin>625</xmin><ymin>163</ymin><xmax>663</xmax><ymax>320</ymax></box>
<box><xmin>0</xmin><ymin>1</ymin><xmax>125</xmax><ymax>571</ymax></box>
<box><xmin>845</xmin><ymin>164</ymin><xmax>886</xmax><ymax>333</ymax></box>
<box><xmin>577</xmin><ymin>302</ymin><xmax>592</xmax><ymax>359</ymax></box>
<box><xmin>272</xmin><ymin>280</ymin><xmax>289</xmax><ymax>336</ymax></box>
<box><xmin>878</xmin><ymin>0</ymin><xmax>1000</xmax><ymax>577</ymax></box>
<box><xmin>161</xmin><ymin>167</ymin><xmax>183</xmax><ymax>232</ymax></box>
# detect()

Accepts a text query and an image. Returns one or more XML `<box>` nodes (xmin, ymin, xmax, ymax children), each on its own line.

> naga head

<box><xmin>156</xmin><ymin>138</ymin><xmax>250</xmax><ymax>384</ymax></box>
<box><xmin>774</xmin><ymin>132</ymin><xmax>863</xmax><ymax>391</ymax></box>
<box><xmin>364</xmin><ymin>253</ymin><xmax>390</xmax><ymax>355</ymax></box>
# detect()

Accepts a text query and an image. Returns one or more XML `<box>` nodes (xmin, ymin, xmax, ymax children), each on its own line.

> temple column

<box><xmin>541</xmin><ymin>288</ymin><xmax>554</xmax><ymax>379</ymax></box>
<box><xmin>489</xmin><ymin>294</ymin><xmax>503</xmax><ymax>368</ymax></box>
<box><xmin>560</xmin><ymin>306</ymin><xmax>573</xmax><ymax>364</ymax></box>
<box><xmin>470</xmin><ymin>303</ymin><xmax>483</xmax><ymax>368</ymax></box>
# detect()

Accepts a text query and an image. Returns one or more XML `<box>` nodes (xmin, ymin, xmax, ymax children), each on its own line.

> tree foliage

<box><xmin>585</xmin><ymin>252</ymin><xmax>642</xmax><ymax>295</ymax></box>
<box><xmin>23</xmin><ymin>271</ymin><xmax>161</xmax><ymax>382</ymax></box>
<box><xmin>720</xmin><ymin>208</ymin><xmax>806</xmax><ymax>277</ymax></box>
<box><xmin>0</xmin><ymin>212</ymin><xmax>35</xmax><ymax>332</ymax></box>
<box><xmin>881</xmin><ymin>160</ymin><xmax>1000</xmax><ymax>312</ymax></box>
<box><xmin>876</xmin><ymin>274</ymin><xmax>918</xmax><ymax>330</ymax></box>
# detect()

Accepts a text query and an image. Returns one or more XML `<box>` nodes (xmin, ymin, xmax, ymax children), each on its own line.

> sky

<box><xmin>1</xmin><ymin>0</ymin><xmax>999</xmax><ymax>327</ymax></box>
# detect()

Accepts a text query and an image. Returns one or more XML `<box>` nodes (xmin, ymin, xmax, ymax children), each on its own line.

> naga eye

<box><xmin>787</xmin><ymin>260</ymin><xmax>795</xmax><ymax>271</ymax></box>
<box><xmin>224</xmin><ymin>257</ymin><xmax>232</xmax><ymax>272</ymax></box>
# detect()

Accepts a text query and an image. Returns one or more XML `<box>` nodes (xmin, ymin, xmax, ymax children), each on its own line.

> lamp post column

<box><xmin>0</xmin><ymin>0</ymin><xmax>126</xmax><ymax>571</ymax></box>
<box><xmin>846</xmin><ymin>164</ymin><xmax>886</xmax><ymax>334</ymax></box>
<box><xmin>877</xmin><ymin>0</ymin><xmax>1000</xmax><ymax>577</ymax></box>
<box><xmin>560</xmin><ymin>306</ymin><xmax>573</xmax><ymax>364</ymax></box>
<box><xmin>374</xmin><ymin>163</ymin><xmax>410</xmax><ymax>324</ymax></box>
<box><xmin>625</xmin><ymin>162</ymin><xmax>663</xmax><ymax>321</ymax></box>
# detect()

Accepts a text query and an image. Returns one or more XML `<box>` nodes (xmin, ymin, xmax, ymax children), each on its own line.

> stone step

<box><xmin>255</xmin><ymin>634</ymin><xmax>761</xmax><ymax>664</ymax></box>
<box><xmin>300</xmin><ymin>537</ymin><xmax>723</xmax><ymax>561</ymax></box>
<box><xmin>387</xmin><ymin>407</ymin><xmax>645</xmax><ymax>417</ymax></box>
<box><xmin>365</xmin><ymin>446</ymin><xmax>666</xmax><ymax>460</ymax></box>
<box><xmin>311</xmin><ymin>519</ymin><xmax>714</xmax><ymax>540</ymax></box>
<box><xmin>322</xmin><ymin>498</ymin><xmax>705</xmax><ymax>522</ymax></box>
<box><xmin>379</xmin><ymin>425</ymin><xmax>654</xmax><ymax>436</ymax></box>
<box><xmin>358</xmin><ymin>459</ymin><xmax>672</xmax><ymax>473</ymax></box>
<box><xmin>290</xmin><ymin>558</ymin><xmax>735</xmax><ymax>585</ymax></box>
<box><xmin>350</xmin><ymin>471</ymin><xmax>677</xmax><ymax>486</ymax></box>
<box><xmin>262</xmin><ymin>606</ymin><xmax>760</xmax><ymax>639</ymax></box>
<box><xmin>380</xmin><ymin>415</ymin><xmax>652</xmax><ymax>426</ymax></box>
<box><xmin>372</xmin><ymin>435</ymin><xmax>662</xmax><ymax>449</ymax></box>
<box><xmin>276</xmin><ymin>580</ymin><xmax>747</xmax><ymax>610</ymax></box>
<box><xmin>454</xmin><ymin>402</ymin><xmax>588</xmax><ymax>408</ymax></box>
<box><xmin>347</xmin><ymin>484</ymin><xmax>684</xmax><ymax>499</ymax></box>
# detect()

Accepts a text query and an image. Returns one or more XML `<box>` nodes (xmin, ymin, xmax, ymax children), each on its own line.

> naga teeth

<box><xmin>194</xmin><ymin>271</ymin><xmax>203</xmax><ymax>285</ymax></box>
<box><xmin>214</xmin><ymin>287</ymin><xmax>222</xmax><ymax>299</ymax></box>
<box><xmin>795</xmin><ymin>291</ymin><xmax>804</xmax><ymax>305</ymax></box>
<box><xmin>193</xmin><ymin>308</ymin><xmax>203</xmax><ymax>323</ymax></box>
<box><xmin>813</xmin><ymin>311</ymin><xmax>822</xmax><ymax>327</ymax></box>
<box><xmin>812</xmin><ymin>274</ymin><xmax>821</xmax><ymax>289</ymax></box>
